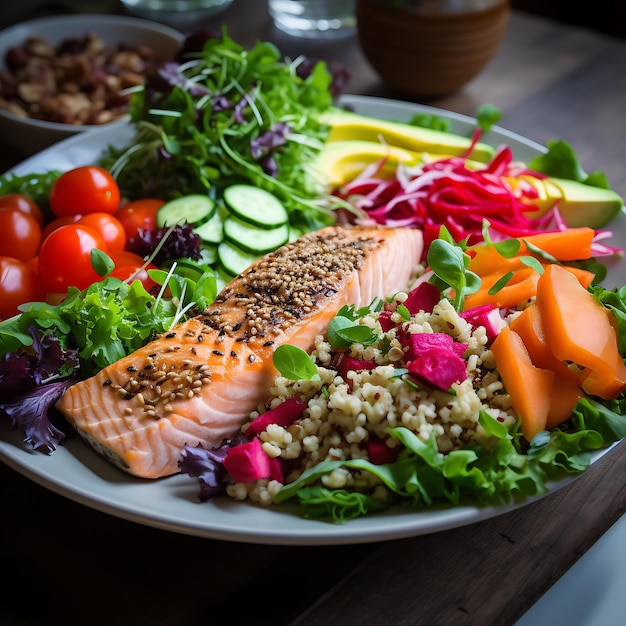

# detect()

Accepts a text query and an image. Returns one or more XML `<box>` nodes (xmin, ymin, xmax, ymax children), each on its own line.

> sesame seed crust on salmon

<box><xmin>56</xmin><ymin>225</ymin><xmax>424</xmax><ymax>478</ymax></box>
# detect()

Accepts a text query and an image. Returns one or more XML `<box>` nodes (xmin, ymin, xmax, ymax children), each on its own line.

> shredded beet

<box><xmin>338</xmin><ymin>144</ymin><xmax>573</xmax><ymax>259</ymax></box>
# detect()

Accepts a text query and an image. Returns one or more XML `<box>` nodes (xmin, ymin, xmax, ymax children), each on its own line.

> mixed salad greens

<box><xmin>1</xmin><ymin>29</ymin><xmax>626</xmax><ymax>523</ymax></box>
<box><xmin>99</xmin><ymin>28</ymin><xmax>348</xmax><ymax>232</ymax></box>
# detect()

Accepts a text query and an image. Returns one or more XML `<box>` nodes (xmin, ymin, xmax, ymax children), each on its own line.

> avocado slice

<box><xmin>544</xmin><ymin>177</ymin><xmax>624</xmax><ymax>229</ymax></box>
<box><xmin>320</xmin><ymin>108</ymin><xmax>495</xmax><ymax>163</ymax></box>
<box><xmin>315</xmin><ymin>140</ymin><xmax>422</xmax><ymax>189</ymax></box>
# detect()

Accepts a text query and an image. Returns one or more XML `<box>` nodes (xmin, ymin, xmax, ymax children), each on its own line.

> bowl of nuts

<box><xmin>0</xmin><ymin>14</ymin><xmax>184</xmax><ymax>156</ymax></box>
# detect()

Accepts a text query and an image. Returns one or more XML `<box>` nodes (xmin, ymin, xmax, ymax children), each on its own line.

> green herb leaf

<box><xmin>519</xmin><ymin>255</ymin><xmax>545</xmax><ymax>274</ymax></box>
<box><xmin>91</xmin><ymin>249</ymin><xmax>115</xmax><ymax>277</ymax></box>
<box><xmin>327</xmin><ymin>316</ymin><xmax>378</xmax><ymax>348</ymax></box>
<box><xmin>476</xmin><ymin>104</ymin><xmax>502</xmax><ymax>133</ymax></box>
<box><xmin>488</xmin><ymin>271</ymin><xmax>513</xmax><ymax>295</ymax></box>
<box><xmin>522</xmin><ymin>239</ymin><xmax>559</xmax><ymax>264</ymax></box>
<box><xmin>273</xmin><ymin>344</ymin><xmax>319</xmax><ymax>381</ymax></box>
<box><xmin>528</xmin><ymin>139</ymin><xmax>588</xmax><ymax>183</ymax></box>
<box><xmin>427</xmin><ymin>235</ymin><xmax>481</xmax><ymax>311</ymax></box>
<box><xmin>396</xmin><ymin>304</ymin><xmax>410</xmax><ymax>321</ymax></box>
<box><xmin>408</xmin><ymin>112</ymin><xmax>451</xmax><ymax>133</ymax></box>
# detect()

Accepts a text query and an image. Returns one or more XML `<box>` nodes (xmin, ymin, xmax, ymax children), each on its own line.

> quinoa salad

<box><xmin>225</xmin><ymin>280</ymin><xmax>520</xmax><ymax>512</ymax></box>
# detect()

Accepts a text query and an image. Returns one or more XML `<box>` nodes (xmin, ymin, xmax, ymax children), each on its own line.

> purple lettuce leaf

<box><xmin>0</xmin><ymin>351</ymin><xmax>33</xmax><ymax>396</ymax></box>
<box><xmin>0</xmin><ymin>328</ymin><xmax>79</xmax><ymax>396</ymax></box>
<box><xmin>179</xmin><ymin>433</ymin><xmax>247</xmax><ymax>501</ymax></box>
<box><xmin>127</xmin><ymin>223</ymin><xmax>202</xmax><ymax>264</ymax></box>
<box><xmin>0</xmin><ymin>379</ymin><xmax>74</xmax><ymax>453</ymax></box>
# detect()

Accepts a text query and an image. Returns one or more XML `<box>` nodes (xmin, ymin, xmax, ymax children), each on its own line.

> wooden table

<box><xmin>2</xmin><ymin>2</ymin><xmax>626</xmax><ymax>625</ymax></box>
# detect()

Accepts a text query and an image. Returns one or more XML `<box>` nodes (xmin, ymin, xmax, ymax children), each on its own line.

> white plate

<box><xmin>1</xmin><ymin>95</ymin><xmax>624</xmax><ymax>545</ymax></box>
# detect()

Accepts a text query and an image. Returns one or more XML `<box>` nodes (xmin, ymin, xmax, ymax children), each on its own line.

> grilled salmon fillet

<box><xmin>56</xmin><ymin>225</ymin><xmax>424</xmax><ymax>478</ymax></box>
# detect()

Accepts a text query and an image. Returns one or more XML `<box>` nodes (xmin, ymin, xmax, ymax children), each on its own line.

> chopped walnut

<box><xmin>0</xmin><ymin>32</ymin><xmax>171</xmax><ymax>126</ymax></box>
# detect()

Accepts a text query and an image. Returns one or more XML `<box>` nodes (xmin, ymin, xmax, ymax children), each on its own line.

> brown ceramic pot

<box><xmin>356</xmin><ymin>0</ymin><xmax>510</xmax><ymax>98</ymax></box>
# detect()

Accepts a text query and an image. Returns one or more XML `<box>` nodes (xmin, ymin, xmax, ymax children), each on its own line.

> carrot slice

<box><xmin>536</xmin><ymin>264</ymin><xmax>626</xmax><ymax>400</ymax></box>
<box><xmin>490</xmin><ymin>325</ymin><xmax>554</xmax><ymax>442</ymax></box>
<box><xmin>510</xmin><ymin>305</ymin><xmax>583</xmax><ymax>428</ymax></box>
<box><xmin>468</xmin><ymin>227</ymin><xmax>595</xmax><ymax>276</ymax></box>
<box><xmin>464</xmin><ymin>267</ymin><xmax>539</xmax><ymax>310</ymax></box>
<box><xmin>464</xmin><ymin>264</ymin><xmax>595</xmax><ymax>311</ymax></box>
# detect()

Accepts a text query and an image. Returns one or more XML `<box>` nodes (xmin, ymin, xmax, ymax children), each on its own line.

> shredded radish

<box><xmin>335</xmin><ymin>139</ymin><xmax>617</xmax><ymax>258</ymax></box>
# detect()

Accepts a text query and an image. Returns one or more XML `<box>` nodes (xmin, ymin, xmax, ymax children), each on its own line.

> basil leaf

<box><xmin>273</xmin><ymin>344</ymin><xmax>319</xmax><ymax>381</ymax></box>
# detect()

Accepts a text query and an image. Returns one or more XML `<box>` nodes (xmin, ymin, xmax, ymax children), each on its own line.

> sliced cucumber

<box><xmin>223</xmin><ymin>184</ymin><xmax>288</xmax><ymax>229</ymax></box>
<box><xmin>223</xmin><ymin>216</ymin><xmax>289</xmax><ymax>255</ymax></box>
<box><xmin>156</xmin><ymin>194</ymin><xmax>216</xmax><ymax>228</ymax></box>
<box><xmin>198</xmin><ymin>244</ymin><xmax>218</xmax><ymax>266</ymax></box>
<box><xmin>215</xmin><ymin>265</ymin><xmax>235</xmax><ymax>292</ymax></box>
<box><xmin>194</xmin><ymin>210</ymin><xmax>224</xmax><ymax>245</ymax></box>
<box><xmin>218</xmin><ymin>241</ymin><xmax>260</xmax><ymax>276</ymax></box>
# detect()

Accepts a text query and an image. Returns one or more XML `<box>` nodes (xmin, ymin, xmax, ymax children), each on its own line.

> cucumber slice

<box><xmin>199</xmin><ymin>244</ymin><xmax>218</xmax><ymax>266</ymax></box>
<box><xmin>218</xmin><ymin>241</ymin><xmax>260</xmax><ymax>276</ymax></box>
<box><xmin>160</xmin><ymin>259</ymin><xmax>204</xmax><ymax>281</ymax></box>
<box><xmin>215</xmin><ymin>265</ymin><xmax>234</xmax><ymax>292</ymax></box>
<box><xmin>223</xmin><ymin>184</ymin><xmax>288</xmax><ymax>229</ymax></box>
<box><xmin>194</xmin><ymin>211</ymin><xmax>224</xmax><ymax>245</ymax></box>
<box><xmin>156</xmin><ymin>195</ymin><xmax>216</xmax><ymax>228</ymax></box>
<box><xmin>223</xmin><ymin>216</ymin><xmax>289</xmax><ymax>255</ymax></box>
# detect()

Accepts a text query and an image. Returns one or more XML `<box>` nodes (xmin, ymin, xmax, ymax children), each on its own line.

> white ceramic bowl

<box><xmin>0</xmin><ymin>14</ymin><xmax>184</xmax><ymax>157</ymax></box>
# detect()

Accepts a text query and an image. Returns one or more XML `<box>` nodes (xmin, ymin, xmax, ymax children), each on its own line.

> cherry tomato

<box><xmin>115</xmin><ymin>198</ymin><xmax>164</xmax><ymax>240</ymax></box>
<box><xmin>0</xmin><ymin>256</ymin><xmax>46</xmax><ymax>320</ymax></box>
<box><xmin>50</xmin><ymin>165</ymin><xmax>121</xmax><ymax>217</ymax></box>
<box><xmin>0</xmin><ymin>208</ymin><xmax>43</xmax><ymax>261</ymax></box>
<box><xmin>110</xmin><ymin>264</ymin><xmax>160</xmax><ymax>292</ymax></box>
<box><xmin>78</xmin><ymin>212</ymin><xmax>127</xmax><ymax>251</ymax></box>
<box><xmin>107</xmin><ymin>250</ymin><xmax>148</xmax><ymax>268</ymax></box>
<box><xmin>38</xmin><ymin>224</ymin><xmax>108</xmax><ymax>293</ymax></box>
<box><xmin>41</xmin><ymin>214</ymin><xmax>82</xmax><ymax>240</ymax></box>
<box><xmin>0</xmin><ymin>193</ymin><xmax>44</xmax><ymax>227</ymax></box>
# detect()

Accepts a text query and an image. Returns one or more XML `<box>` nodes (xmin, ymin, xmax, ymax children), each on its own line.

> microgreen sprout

<box><xmin>427</xmin><ymin>226</ymin><xmax>481</xmax><ymax>311</ymax></box>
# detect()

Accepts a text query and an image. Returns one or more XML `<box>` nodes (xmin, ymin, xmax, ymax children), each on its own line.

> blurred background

<box><xmin>511</xmin><ymin>0</ymin><xmax>626</xmax><ymax>39</ymax></box>
<box><xmin>0</xmin><ymin>1</ymin><xmax>625</xmax><ymax>38</ymax></box>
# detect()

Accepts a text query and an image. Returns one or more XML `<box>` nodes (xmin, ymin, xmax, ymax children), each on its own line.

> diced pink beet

<box><xmin>407</xmin><ymin>346</ymin><xmax>467</xmax><ymax>391</ymax></box>
<box><xmin>378</xmin><ymin>309</ymin><xmax>396</xmax><ymax>331</ymax></box>
<box><xmin>367</xmin><ymin>436</ymin><xmax>400</xmax><ymax>465</ymax></box>
<box><xmin>223</xmin><ymin>438</ymin><xmax>271</xmax><ymax>482</ymax></box>
<box><xmin>269</xmin><ymin>456</ymin><xmax>284</xmax><ymax>483</ymax></box>
<box><xmin>404</xmin><ymin>281</ymin><xmax>441</xmax><ymax>314</ymax></box>
<box><xmin>338</xmin><ymin>355</ymin><xmax>378</xmax><ymax>380</ymax></box>
<box><xmin>460</xmin><ymin>304</ymin><xmax>506</xmax><ymax>343</ymax></box>
<box><xmin>406</xmin><ymin>332</ymin><xmax>454</xmax><ymax>360</ymax></box>
<box><xmin>245</xmin><ymin>396</ymin><xmax>306</xmax><ymax>439</ymax></box>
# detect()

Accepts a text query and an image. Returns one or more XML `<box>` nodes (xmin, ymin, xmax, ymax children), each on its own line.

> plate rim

<box><xmin>0</xmin><ymin>94</ymin><xmax>621</xmax><ymax>545</ymax></box>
